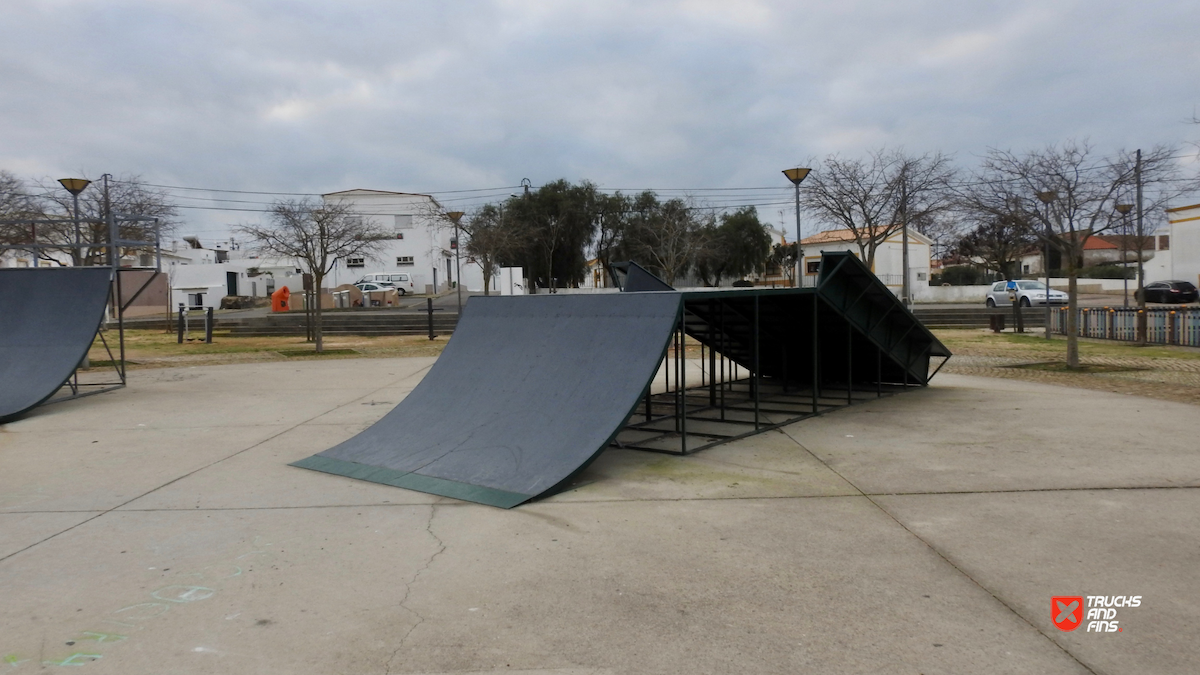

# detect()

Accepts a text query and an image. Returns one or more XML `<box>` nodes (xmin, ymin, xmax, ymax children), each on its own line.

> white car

<box><xmin>985</xmin><ymin>280</ymin><xmax>1068</xmax><ymax>307</ymax></box>
<box><xmin>355</xmin><ymin>273</ymin><xmax>414</xmax><ymax>295</ymax></box>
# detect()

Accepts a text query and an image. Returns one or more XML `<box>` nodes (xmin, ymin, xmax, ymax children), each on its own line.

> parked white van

<box><xmin>354</xmin><ymin>273</ymin><xmax>415</xmax><ymax>295</ymax></box>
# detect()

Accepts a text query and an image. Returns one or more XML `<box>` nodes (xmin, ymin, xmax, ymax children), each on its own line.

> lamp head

<box><xmin>782</xmin><ymin>168</ymin><xmax>811</xmax><ymax>186</ymax></box>
<box><xmin>58</xmin><ymin>178</ymin><xmax>91</xmax><ymax>195</ymax></box>
<box><xmin>447</xmin><ymin>211</ymin><xmax>465</xmax><ymax>224</ymax></box>
<box><xmin>1114</xmin><ymin>203</ymin><xmax>1133</xmax><ymax>215</ymax></box>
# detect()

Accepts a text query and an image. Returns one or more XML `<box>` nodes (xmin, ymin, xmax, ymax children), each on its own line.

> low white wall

<box><xmin>917</xmin><ymin>285</ymin><xmax>990</xmax><ymax>303</ymax></box>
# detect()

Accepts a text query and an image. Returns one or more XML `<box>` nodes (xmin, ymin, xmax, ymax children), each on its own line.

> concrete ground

<box><xmin>1</xmin><ymin>360</ymin><xmax>1197</xmax><ymax>674</ymax></box>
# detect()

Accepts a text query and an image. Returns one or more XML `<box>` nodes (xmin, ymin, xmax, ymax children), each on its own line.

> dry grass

<box><xmin>87</xmin><ymin>329</ymin><xmax>447</xmax><ymax>369</ymax></box>
<box><xmin>935</xmin><ymin>329</ymin><xmax>1200</xmax><ymax>406</ymax></box>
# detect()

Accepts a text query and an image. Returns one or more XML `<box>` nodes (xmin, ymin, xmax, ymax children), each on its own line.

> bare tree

<box><xmin>0</xmin><ymin>171</ymin><xmax>43</xmax><ymax>254</ymax></box>
<box><xmin>952</xmin><ymin>172</ymin><xmax>1041</xmax><ymax>278</ymax></box>
<box><xmin>462</xmin><ymin>203</ymin><xmax>527</xmax><ymax>295</ymax></box>
<box><xmin>984</xmin><ymin>141</ymin><xmax>1191</xmax><ymax>366</ymax></box>
<box><xmin>802</xmin><ymin>149</ymin><xmax>956</xmax><ymax>276</ymax></box>
<box><xmin>237</xmin><ymin>199</ymin><xmax>389</xmax><ymax>352</ymax></box>
<box><xmin>35</xmin><ymin>174</ymin><xmax>178</xmax><ymax>266</ymax></box>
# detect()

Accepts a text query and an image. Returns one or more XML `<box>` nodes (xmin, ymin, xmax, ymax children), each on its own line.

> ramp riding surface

<box><xmin>293</xmin><ymin>293</ymin><xmax>682</xmax><ymax>508</ymax></box>
<box><xmin>0</xmin><ymin>267</ymin><xmax>113</xmax><ymax>423</ymax></box>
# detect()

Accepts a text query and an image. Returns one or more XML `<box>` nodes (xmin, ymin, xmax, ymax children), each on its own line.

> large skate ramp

<box><xmin>293</xmin><ymin>293</ymin><xmax>682</xmax><ymax>508</ymax></box>
<box><xmin>0</xmin><ymin>267</ymin><xmax>113</xmax><ymax>423</ymax></box>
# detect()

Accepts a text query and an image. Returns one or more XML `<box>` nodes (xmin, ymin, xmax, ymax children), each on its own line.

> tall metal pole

<box><xmin>1037</xmin><ymin>191</ymin><xmax>1057</xmax><ymax>340</ymax></box>
<box><xmin>455</xmin><ymin>221</ymin><xmax>462</xmax><ymax>314</ymax></box>
<box><xmin>72</xmin><ymin>191</ymin><xmax>82</xmax><ymax>266</ymax></box>
<box><xmin>447</xmin><ymin>211</ymin><xmax>465</xmax><ymax>315</ymax></box>
<box><xmin>794</xmin><ymin>181</ymin><xmax>802</xmax><ymax>287</ymax></box>
<box><xmin>783</xmin><ymin>168</ymin><xmax>812</xmax><ymax>287</ymax></box>
<box><xmin>1135</xmin><ymin>149</ymin><xmax>1147</xmax><ymax>346</ymax></box>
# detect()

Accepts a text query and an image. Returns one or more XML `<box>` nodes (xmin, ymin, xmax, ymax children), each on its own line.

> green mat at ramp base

<box><xmin>290</xmin><ymin>455</ymin><xmax>531</xmax><ymax>509</ymax></box>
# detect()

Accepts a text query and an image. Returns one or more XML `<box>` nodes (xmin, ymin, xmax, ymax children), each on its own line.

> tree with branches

<box><xmin>237</xmin><ymin>199</ymin><xmax>389</xmax><ymax>352</ymax></box>
<box><xmin>461</xmin><ymin>203</ymin><xmax>528</xmax><ymax>295</ymax></box>
<box><xmin>983</xmin><ymin>141</ymin><xmax>1193</xmax><ymax>365</ymax></box>
<box><xmin>801</xmin><ymin>149</ymin><xmax>957</xmax><ymax>283</ymax></box>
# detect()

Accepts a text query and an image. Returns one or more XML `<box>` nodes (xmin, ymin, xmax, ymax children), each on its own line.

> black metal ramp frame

<box><xmin>293</xmin><ymin>252</ymin><xmax>951</xmax><ymax>508</ymax></box>
<box><xmin>0</xmin><ymin>267</ymin><xmax>115</xmax><ymax>423</ymax></box>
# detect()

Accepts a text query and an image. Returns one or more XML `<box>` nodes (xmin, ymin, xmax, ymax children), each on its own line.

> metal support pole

<box><xmin>674</xmin><ymin>325</ymin><xmax>681</xmax><ymax>433</ymax></box>
<box><xmin>708</xmin><ymin>301</ymin><xmax>717</xmax><ymax>406</ymax></box>
<box><xmin>719</xmin><ymin>300</ymin><xmax>726</xmax><ymax>421</ymax></box>
<box><xmin>426</xmin><ymin>297</ymin><xmax>436</xmax><ymax>340</ymax></box>
<box><xmin>205</xmin><ymin>307</ymin><xmax>214</xmax><ymax>344</ymax></box>
<box><xmin>847</xmin><ymin>323</ymin><xmax>853</xmax><ymax>405</ymax></box>
<box><xmin>177</xmin><ymin>305</ymin><xmax>185</xmax><ymax>344</ymax></box>
<box><xmin>877</xmin><ymin>346</ymin><xmax>882</xmax><ymax>397</ymax></box>
<box><xmin>753</xmin><ymin>295</ymin><xmax>760</xmax><ymax>430</ymax></box>
<box><xmin>812</xmin><ymin>296</ymin><xmax>819</xmax><ymax>414</ymax></box>
<box><xmin>679</xmin><ymin>313</ymin><xmax>687</xmax><ymax>455</ymax></box>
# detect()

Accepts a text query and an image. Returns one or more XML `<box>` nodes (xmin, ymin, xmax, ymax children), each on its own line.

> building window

<box><xmin>1158</xmin><ymin>235</ymin><xmax>1170</xmax><ymax>250</ymax></box>
<box><xmin>1023</xmin><ymin>264</ymin><xmax>1030</xmax><ymax>274</ymax></box>
<box><xmin>806</xmin><ymin>260</ymin><xmax>821</xmax><ymax>274</ymax></box>
<box><xmin>395</xmin><ymin>215</ymin><xmax>413</xmax><ymax>230</ymax></box>
<box><xmin>346</xmin><ymin>257</ymin><xmax>365</xmax><ymax>268</ymax></box>
<box><xmin>396</xmin><ymin>256</ymin><xmax>415</xmax><ymax>266</ymax></box>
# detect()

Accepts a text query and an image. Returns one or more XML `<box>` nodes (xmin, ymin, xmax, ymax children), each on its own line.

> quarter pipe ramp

<box><xmin>0</xmin><ymin>267</ymin><xmax>113</xmax><ymax>423</ymax></box>
<box><xmin>293</xmin><ymin>292</ymin><xmax>683</xmax><ymax>508</ymax></box>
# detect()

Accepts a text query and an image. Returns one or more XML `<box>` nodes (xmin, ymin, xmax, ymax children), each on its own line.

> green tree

<box><xmin>504</xmin><ymin>180</ymin><xmax>601</xmax><ymax>290</ymax></box>
<box><xmin>696</xmin><ymin>206</ymin><xmax>772</xmax><ymax>286</ymax></box>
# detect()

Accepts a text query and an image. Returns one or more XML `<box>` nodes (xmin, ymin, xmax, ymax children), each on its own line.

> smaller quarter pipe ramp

<box><xmin>293</xmin><ymin>293</ymin><xmax>682</xmax><ymax>508</ymax></box>
<box><xmin>0</xmin><ymin>267</ymin><xmax>114</xmax><ymax>423</ymax></box>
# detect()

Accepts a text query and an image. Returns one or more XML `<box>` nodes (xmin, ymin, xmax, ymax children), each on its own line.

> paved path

<box><xmin>1</xmin><ymin>362</ymin><xmax>1196</xmax><ymax>673</ymax></box>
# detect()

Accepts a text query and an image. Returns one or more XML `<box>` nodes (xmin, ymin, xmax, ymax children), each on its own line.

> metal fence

<box><xmin>1052</xmin><ymin>307</ymin><xmax>1200</xmax><ymax>347</ymax></box>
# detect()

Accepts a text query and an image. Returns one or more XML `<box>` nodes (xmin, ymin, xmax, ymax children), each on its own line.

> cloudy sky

<box><xmin>3</xmin><ymin>0</ymin><xmax>1198</xmax><ymax>240</ymax></box>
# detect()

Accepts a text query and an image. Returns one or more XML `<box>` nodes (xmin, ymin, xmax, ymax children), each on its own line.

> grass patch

<box><xmin>933</xmin><ymin>329</ymin><xmax>1200</xmax><ymax>361</ymax></box>
<box><xmin>277</xmin><ymin>348</ymin><xmax>358</xmax><ymax>357</ymax></box>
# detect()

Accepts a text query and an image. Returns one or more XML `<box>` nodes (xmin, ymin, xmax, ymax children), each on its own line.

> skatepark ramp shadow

<box><xmin>293</xmin><ymin>252</ymin><xmax>950</xmax><ymax>507</ymax></box>
<box><xmin>0</xmin><ymin>267</ymin><xmax>114</xmax><ymax>424</ymax></box>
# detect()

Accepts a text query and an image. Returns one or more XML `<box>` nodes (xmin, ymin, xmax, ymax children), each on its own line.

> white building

<box><xmin>799</xmin><ymin>227</ymin><xmax>933</xmax><ymax>301</ymax></box>
<box><xmin>320</xmin><ymin>189</ymin><xmax>486</xmax><ymax>293</ymax></box>
<box><xmin>1143</xmin><ymin>202</ymin><xmax>1199</xmax><ymax>285</ymax></box>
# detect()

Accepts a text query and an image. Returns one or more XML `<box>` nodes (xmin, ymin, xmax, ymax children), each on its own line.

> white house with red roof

<box><xmin>798</xmin><ymin>227</ymin><xmax>932</xmax><ymax>301</ymax></box>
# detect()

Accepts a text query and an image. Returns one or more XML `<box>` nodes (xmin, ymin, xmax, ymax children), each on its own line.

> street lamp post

<box><xmin>782</xmin><ymin>168</ymin><xmax>811</xmax><ymax>287</ymax></box>
<box><xmin>57</xmin><ymin>178</ymin><xmax>91</xmax><ymax>266</ymax></box>
<box><xmin>447</xmin><ymin>211</ymin><xmax>465</xmax><ymax>315</ymax></box>
<box><xmin>1036</xmin><ymin>191</ymin><xmax>1058</xmax><ymax>340</ymax></box>
<box><xmin>1114</xmin><ymin>203</ymin><xmax>1134</xmax><ymax>307</ymax></box>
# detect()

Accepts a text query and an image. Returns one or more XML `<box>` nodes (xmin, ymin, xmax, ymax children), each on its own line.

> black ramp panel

<box><xmin>293</xmin><ymin>292</ymin><xmax>683</xmax><ymax>507</ymax></box>
<box><xmin>0</xmin><ymin>267</ymin><xmax>113</xmax><ymax>423</ymax></box>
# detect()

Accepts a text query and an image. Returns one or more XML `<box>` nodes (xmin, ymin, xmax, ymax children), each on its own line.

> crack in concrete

<box><xmin>777</xmin><ymin>430</ymin><xmax>1100</xmax><ymax>675</ymax></box>
<box><xmin>384</xmin><ymin>504</ymin><xmax>446</xmax><ymax>675</ymax></box>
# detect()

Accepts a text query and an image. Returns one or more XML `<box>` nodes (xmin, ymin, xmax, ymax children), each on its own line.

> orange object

<box><xmin>271</xmin><ymin>286</ymin><xmax>291</xmax><ymax>312</ymax></box>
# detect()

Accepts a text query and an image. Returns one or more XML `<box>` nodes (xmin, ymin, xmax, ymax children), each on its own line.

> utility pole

<box><xmin>447</xmin><ymin>211</ymin><xmax>465</xmax><ymax>315</ymax></box>
<box><xmin>900</xmin><ymin>185</ymin><xmax>910</xmax><ymax>307</ymax></box>
<box><xmin>1036</xmin><ymin>191</ymin><xmax>1058</xmax><ymax>340</ymax></box>
<box><xmin>1135</xmin><ymin>149</ymin><xmax>1146</xmax><ymax>346</ymax></box>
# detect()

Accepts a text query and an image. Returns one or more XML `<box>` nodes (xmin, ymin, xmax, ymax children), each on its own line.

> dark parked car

<box><xmin>1136</xmin><ymin>280</ymin><xmax>1199</xmax><ymax>304</ymax></box>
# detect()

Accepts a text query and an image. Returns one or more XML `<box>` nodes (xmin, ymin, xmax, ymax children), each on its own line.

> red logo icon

<box><xmin>1052</xmin><ymin>596</ymin><xmax>1084</xmax><ymax>631</ymax></box>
